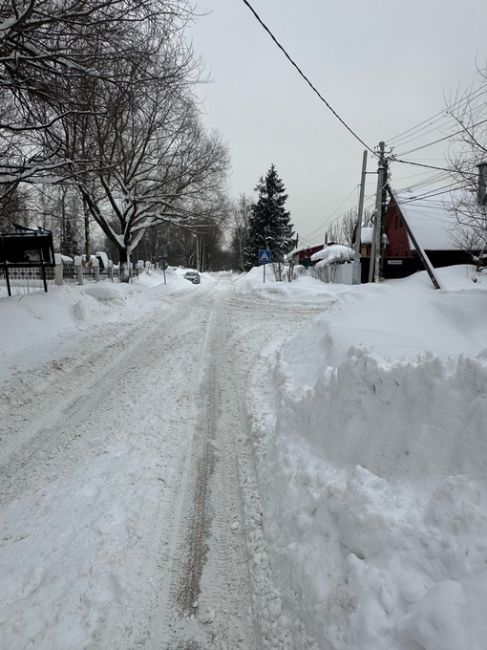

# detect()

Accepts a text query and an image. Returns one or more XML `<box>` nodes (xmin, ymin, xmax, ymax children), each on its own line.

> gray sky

<box><xmin>189</xmin><ymin>0</ymin><xmax>487</xmax><ymax>246</ymax></box>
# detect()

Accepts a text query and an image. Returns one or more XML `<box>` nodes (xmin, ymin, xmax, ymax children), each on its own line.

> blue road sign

<box><xmin>258</xmin><ymin>249</ymin><xmax>272</xmax><ymax>265</ymax></box>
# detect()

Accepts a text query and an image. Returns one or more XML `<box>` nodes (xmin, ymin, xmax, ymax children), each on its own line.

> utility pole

<box><xmin>353</xmin><ymin>150</ymin><xmax>368</xmax><ymax>284</ymax></box>
<box><xmin>368</xmin><ymin>141</ymin><xmax>388</xmax><ymax>283</ymax></box>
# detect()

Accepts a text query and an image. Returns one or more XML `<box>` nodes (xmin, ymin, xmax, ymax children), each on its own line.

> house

<box><xmin>359</xmin><ymin>187</ymin><xmax>480</xmax><ymax>280</ymax></box>
<box><xmin>288</xmin><ymin>244</ymin><xmax>324</xmax><ymax>267</ymax></box>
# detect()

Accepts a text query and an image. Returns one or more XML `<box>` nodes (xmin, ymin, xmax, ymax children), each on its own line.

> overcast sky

<box><xmin>189</xmin><ymin>0</ymin><xmax>487</xmax><ymax>246</ymax></box>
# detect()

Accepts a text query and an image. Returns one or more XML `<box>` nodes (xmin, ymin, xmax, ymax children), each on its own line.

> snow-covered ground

<box><xmin>0</xmin><ymin>268</ymin><xmax>202</xmax><ymax>382</ymax></box>
<box><xmin>1</xmin><ymin>265</ymin><xmax>486</xmax><ymax>649</ymax></box>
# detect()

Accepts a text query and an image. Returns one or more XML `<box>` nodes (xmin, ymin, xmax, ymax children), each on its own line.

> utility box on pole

<box><xmin>478</xmin><ymin>162</ymin><xmax>487</xmax><ymax>206</ymax></box>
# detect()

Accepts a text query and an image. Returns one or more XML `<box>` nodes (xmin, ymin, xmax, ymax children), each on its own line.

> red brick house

<box><xmin>289</xmin><ymin>245</ymin><xmax>324</xmax><ymax>267</ymax></box>
<box><xmin>359</xmin><ymin>187</ymin><xmax>479</xmax><ymax>280</ymax></box>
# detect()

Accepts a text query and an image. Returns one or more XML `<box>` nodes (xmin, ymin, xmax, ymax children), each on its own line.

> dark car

<box><xmin>184</xmin><ymin>270</ymin><xmax>200</xmax><ymax>284</ymax></box>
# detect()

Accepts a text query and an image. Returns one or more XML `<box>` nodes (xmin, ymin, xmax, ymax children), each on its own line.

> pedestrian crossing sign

<box><xmin>258</xmin><ymin>249</ymin><xmax>272</xmax><ymax>265</ymax></box>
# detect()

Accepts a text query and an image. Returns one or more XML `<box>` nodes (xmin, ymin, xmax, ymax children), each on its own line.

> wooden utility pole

<box><xmin>368</xmin><ymin>141</ymin><xmax>387</xmax><ymax>283</ymax></box>
<box><xmin>353</xmin><ymin>150</ymin><xmax>368</xmax><ymax>284</ymax></box>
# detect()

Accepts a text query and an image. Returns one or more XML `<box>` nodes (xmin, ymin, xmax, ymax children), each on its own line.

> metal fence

<box><xmin>0</xmin><ymin>265</ymin><xmax>53</xmax><ymax>297</ymax></box>
<box><xmin>62</xmin><ymin>265</ymin><xmax>128</xmax><ymax>284</ymax></box>
<box><xmin>0</xmin><ymin>262</ymin><xmax>143</xmax><ymax>297</ymax></box>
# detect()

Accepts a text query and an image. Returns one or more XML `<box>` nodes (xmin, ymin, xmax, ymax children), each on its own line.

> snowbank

<box><xmin>0</xmin><ymin>269</ymin><xmax>194</xmax><ymax>383</ymax></box>
<box><xmin>249</xmin><ymin>265</ymin><xmax>487</xmax><ymax>650</ymax></box>
<box><xmin>232</xmin><ymin>265</ymin><xmax>354</xmax><ymax>303</ymax></box>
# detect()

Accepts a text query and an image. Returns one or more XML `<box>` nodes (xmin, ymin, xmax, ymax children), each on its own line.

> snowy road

<box><xmin>0</xmin><ymin>276</ymin><xmax>321</xmax><ymax>650</ymax></box>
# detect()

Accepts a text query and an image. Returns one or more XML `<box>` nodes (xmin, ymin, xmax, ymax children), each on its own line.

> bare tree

<box><xmin>0</xmin><ymin>184</ymin><xmax>29</xmax><ymax>230</ymax></box>
<box><xmin>230</xmin><ymin>194</ymin><xmax>252</xmax><ymax>271</ymax></box>
<box><xmin>1</xmin><ymin>0</ymin><xmax>230</xmax><ymax>275</ymax></box>
<box><xmin>446</xmin><ymin>76</ymin><xmax>487</xmax><ymax>253</ymax></box>
<box><xmin>0</xmin><ymin>0</ymin><xmax>194</xmax><ymax>185</ymax></box>
<box><xmin>340</xmin><ymin>209</ymin><xmax>357</xmax><ymax>247</ymax></box>
<box><xmin>74</xmin><ymin>85</ymin><xmax>228</xmax><ymax>278</ymax></box>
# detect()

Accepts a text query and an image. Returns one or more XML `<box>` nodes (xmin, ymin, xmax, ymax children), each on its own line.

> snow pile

<box><xmin>232</xmin><ymin>265</ymin><xmax>354</xmax><ymax>303</ymax></box>
<box><xmin>250</xmin><ymin>266</ymin><xmax>487</xmax><ymax>649</ymax></box>
<box><xmin>0</xmin><ymin>269</ymin><xmax>193</xmax><ymax>382</ymax></box>
<box><xmin>311</xmin><ymin>244</ymin><xmax>356</xmax><ymax>265</ymax></box>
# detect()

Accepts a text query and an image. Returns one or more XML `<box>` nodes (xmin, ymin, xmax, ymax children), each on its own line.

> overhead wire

<box><xmin>392</xmin><ymin>158</ymin><xmax>480</xmax><ymax>177</ymax></box>
<box><xmin>391</xmin><ymin>168</ymin><xmax>447</xmax><ymax>183</ymax></box>
<box><xmin>301</xmin><ymin>184</ymin><xmax>361</xmax><ymax>241</ymax></box>
<box><xmin>240</xmin><ymin>0</ymin><xmax>375</xmax><ymax>154</ymax></box>
<box><xmin>389</xmin><ymin>98</ymin><xmax>484</xmax><ymax>151</ymax></box>
<box><xmin>388</xmin><ymin>83</ymin><xmax>487</xmax><ymax>146</ymax></box>
<box><xmin>302</xmin><ymin>189</ymin><xmax>378</xmax><ymax>244</ymax></box>
<box><xmin>396</xmin><ymin>118</ymin><xmax>487</xmax><ymax>157</ymax></box>
<box><xmin>389</xmin><ymin>167</ymin><xmax>456</xmax><ymax>193</ymax></box>
<box><xmin>395</xmin><ymin>181</ymin><xmax>469</xmax><ymax>205</ymax></box>
<box><xmin>237</xmin><ymin>0</ymin><xmax>484</xmax><ymax>244</ymax></box>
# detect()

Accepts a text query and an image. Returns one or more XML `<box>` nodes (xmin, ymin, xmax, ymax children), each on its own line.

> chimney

<box><xmin>478</xmin><ymin>162</ymin><xmax>487</xmax><ymax>206</ymax></box>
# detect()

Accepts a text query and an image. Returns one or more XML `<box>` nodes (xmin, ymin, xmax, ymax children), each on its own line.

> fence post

<box><xmin>93</xmin><ymin>256</ymin><xmax>100</xmax><ymax>282</ymax></box>
<box><xmin>54</xmin><ymin>253</ymin><xmax>63</xmax><ymax>286</ymax></box>
<box><xmin>4</xmin><ymin>263</ymin><xmax>11</xmax><ymax>296</ymax></box>
<box><xmin>74</xmin><ymin>255</ymin><xmax>83</xmax><ymax>285</ymax></box>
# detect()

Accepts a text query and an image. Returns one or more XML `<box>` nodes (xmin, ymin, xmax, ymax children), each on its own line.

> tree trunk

<box><xmin>83</xmin><ymin>196</ymin><xmax>90</xmax><ymax>263</ymax></box>
<box><xmin>119</xmin><ymin>247</ymin><xmax>130</xmax><ymax>283</ymax></box>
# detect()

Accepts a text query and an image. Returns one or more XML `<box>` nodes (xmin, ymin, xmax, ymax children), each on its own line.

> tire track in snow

<box><xmin>152</xmin><ymin>299</ymin><xmax>259</xmax><ymax>650</ymax></box>
<box><xmin>152</xmin><ymin>284</ymin><xmax>326</xmax><ymax>650</ymax></box>
<box><xmin>174</xmin><ymin>307</ymin><xmax>217</xmax><ymax>616</ymax></box>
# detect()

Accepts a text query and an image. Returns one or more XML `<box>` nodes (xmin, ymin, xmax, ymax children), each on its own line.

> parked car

<box><xmin>184</xmin><ymin>270</ymin><xmax>200</xmax><ymax>284</ymax></box>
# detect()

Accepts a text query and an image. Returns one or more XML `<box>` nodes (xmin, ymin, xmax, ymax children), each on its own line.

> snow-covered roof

<box><xmin>287</xmin><ymin>245</ymin><xmax>324</xmax><ymax>261</ymax></box>
<box><xmin>392</xmin><ymin>187</ymin><xmax>481</xmax><ymax>251</ymax></box>
<box><xmin>95</xmin><ymin>251</ymin><xmax>110</xmax><ymax>267</ymax></box>
<box><xmin>311</xmin><ymin>244</ymin><xmax>356</xmax><ymax>265</ymax></box>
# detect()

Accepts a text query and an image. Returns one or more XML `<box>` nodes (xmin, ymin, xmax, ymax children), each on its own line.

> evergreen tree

<box><xmin>243</xmin><ymin>164</ymin><xmax>295</xmax><ymax>271</ymax></box>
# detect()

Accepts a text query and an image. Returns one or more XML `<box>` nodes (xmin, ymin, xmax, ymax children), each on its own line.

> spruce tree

<box><xmin>243</xmin><ymin>164</ymin><xmax>295</xmax><ymax>271</ymax></box>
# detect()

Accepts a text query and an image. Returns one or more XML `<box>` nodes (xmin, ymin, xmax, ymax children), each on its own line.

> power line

<box><xmin>388</xmin><ymin>83</ymin><xmax>487</xmax><ymax>146</ymax></box>
<box><xmin>301</xmin><ymin>184</ymin><xmax>360</xmax><ymax>241</ymax></box>
<box><xmin>394</xmin><ymin>170</ymin><xmax>451</xmax><ymax>187</ymax></box>
<box><xmin>392</xmin><ymin>158</ymin><xmax>480</xmax><ymax>177</ymax></box>
<box><xmin>240</xmin><ymin>0</ymin><xmax>375</xmax><ymax>154</ymax></box>
<box><xmin>395</xmin><ymin>181</ymin><xmax>468</xmax><ymax>204</ymax></box>
<box><xmin>396</xmin><ymin>118</ymin><xmax>487</xmax><ymax>157</ymax></box>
